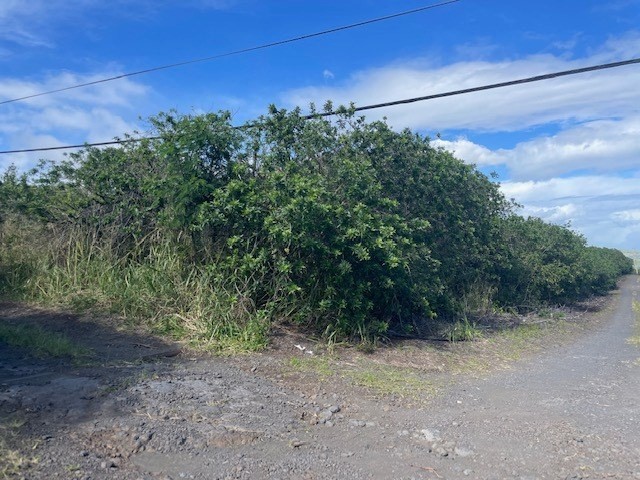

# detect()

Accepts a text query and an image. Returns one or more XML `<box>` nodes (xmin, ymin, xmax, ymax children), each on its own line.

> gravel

<box><xmin>1</xmin><ymin>276</ymin><xmax>639</xmax><ymax>479</ymax></box>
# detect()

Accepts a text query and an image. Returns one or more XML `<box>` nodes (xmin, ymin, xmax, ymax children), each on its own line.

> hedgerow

<box><xmin>0</xmin><ymin>106</ymin><xmax>633</xmax><ymax>346</ymax></box>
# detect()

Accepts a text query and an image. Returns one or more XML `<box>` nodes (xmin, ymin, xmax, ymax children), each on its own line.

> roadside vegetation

<box><xmin>0</xmin><ymin>106</ymin><xmax>634</xmax><ymax>350</ymax></box>
<box><xmin>0</xmin><ymin>323</ymin><xmax>90</xmax><ymax>358</ymax></box>
<box><xmin>622</xmin><ymin>251</ymin><xmax>640</xmax><ymax>274</ymax></box>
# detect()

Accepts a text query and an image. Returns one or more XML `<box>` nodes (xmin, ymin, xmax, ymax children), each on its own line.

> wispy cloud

<box><xmin>0</xmin><ymin>0</ymin><xmax>242</xmax><ymax>54</ymax></box>
<box><xmin>612</xmin><ymin>209</ymin><xmax>640</xmax><ymax>222</ymax></box>
<box><xmin>0</xmin><ymin>0</ymin><xmax>55</xmax><ymax>48</ymax></box>
<box><xmin>500</xmin><ymin>176</ymin><xmax>640</xmax><ymax>203</ymax></box>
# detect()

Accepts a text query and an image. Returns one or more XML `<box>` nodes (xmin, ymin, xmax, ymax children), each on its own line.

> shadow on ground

<box><xmin>0</xmin><ymin>302</ymin><xmax>181</xmax><ymax>474</ymax></box>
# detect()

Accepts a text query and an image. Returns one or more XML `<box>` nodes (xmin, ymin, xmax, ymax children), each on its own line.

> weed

<box><xmin>287</xmin><ymin>356</ymin><xmax>333</xmax><ymax>378</ymax></box>
<box><xmin>0</xmin><ymin>323</ymin><xmax>91</xmax><ymax>358</ymax></box>
<box><xmin>499</xmin><ymin>323</ymin><xmax>543</xmax><ymax>341</ymax></box>
<box><xmin>356</xmin><ymin>340</ymin><xmax>377</xmax><ymax>354</ymax></box>
<box><xmin>447</xmin><ymin>318</ymin><xmax>483</xmax><ymax>342</ymax></box>
<box><xmin>98</xmin><ymin>368</ymin><xmax>158</xmax><ymax>395</ymax></box>
<box><xmin>1</xmin><ymin>224</ymin><xmax>271</xmax><ymax>353</ymax></box>
<box><xmin>537</xmin><ymin>308</ymin><xmax>566</xmax><ymax>320</ymax></box>
<box><xmin>0</xmin><ymin>446</ymin><xmax>38</xmax><ymax>479</ymax></box>
<box><xmin>537</xmin><ymin>308</ymin><xmax>551</xmax><ymax>318</ymax></box>
<box><xmin>478</xmin><ymin>323</ymin><xmax>546</xmax><ymax>364</ymax></box>
<box><xmin>345</xmin><ymin>361</ymin><xmax>438</xmax><ymax>400</ymax></box>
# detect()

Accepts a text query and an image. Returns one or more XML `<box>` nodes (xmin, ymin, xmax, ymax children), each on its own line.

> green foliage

<box><xmin>576</xmin><ymin>246</ymin><xmax>634</xmax><ymax>295</ymax></box>
<box><xmin>621</xmin><ymin>251</ymin><xmax>639</xmax><ymax>274</ymax></box>
<box><xmin>447</xmin><ymin>318</ymin><xmax>483</xmax><ymax>342</ymax></box>
<box><xmin>494</xmin><ymin>216</ymin><xmax>631</xmax><ymax>309</ymax></box>
<box><xmin>348</xmin><ymin>121</ymin><xmax>509</xmax><ymax>314</ymax></box>
<box><xmin>496</xmin><ymin>216</ymin><xmax>586</xmax><ymax>306</ymax></box>
<box><xmin>0</xmin><ymin>106</ymin><xmax>632</xmax><ymax>347</ymax></box>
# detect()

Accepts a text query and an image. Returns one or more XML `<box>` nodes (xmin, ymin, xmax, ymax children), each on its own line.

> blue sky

<box><xmin>1</xmin><ymin>0</ymin><xmax>639</xmax><ymax>249</ymax></box>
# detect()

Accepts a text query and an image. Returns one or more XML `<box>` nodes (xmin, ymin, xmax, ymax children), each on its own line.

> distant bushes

<box><xmin>495</xmin><ymin>216</ymin><xmax>633</xmax><ymax>308</ymax></box>
<box><xmin>0</xmin><ymin>106</ymin><xmax>633</xmax><ymax>346</ymax></box>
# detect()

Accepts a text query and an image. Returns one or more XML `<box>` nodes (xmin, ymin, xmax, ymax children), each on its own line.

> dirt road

<box><xmin>1</xmin><ymin>277</ymin><xmax>639</xmax><ymax>479</ymax></box>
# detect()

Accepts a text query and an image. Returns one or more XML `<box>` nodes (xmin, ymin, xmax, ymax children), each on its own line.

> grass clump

<box><xmin>0</xmin><ymin>414</ymin><xmax>38</xmax><ymax>479</ymax></box>
<box><xmin>345</xmin><ymin>362</ymin><xmax>438</xmax><ymax>400</ymax></box>
<box><xmin>288</xmin><ymin>356</ymin><xmax>334</xmax><ymax>378</ymax></box>
<box><xmin>0</xmin><ymin>220</ymin><xmax>270</xmax><ymax>353</ymax></box>
<box><xmin>286</xmin><ymin>354</ymin><xmax>438</xmax><ymax>401</ymax></box>
<box><xmin>497</xmin><ymin>323</ymin><xmax>544</xmax><ymax>343</ymax></box>
<box><xmin>0</xmin><ymin>444</ymin><xmax>37</xmax><ymax>479</ymax></box>
<box><xmin>446</xmin><ymin>318</ymin><xmax>483</xmax><ymax>342</ymax></box>
<box><xmin>0</xmin><ymin>323</ymin><xmax>90</xmax><ymax>358</ymax></box>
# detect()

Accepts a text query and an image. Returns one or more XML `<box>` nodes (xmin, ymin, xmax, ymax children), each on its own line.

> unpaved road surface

<box><xmin>1</xmin><ymin>276</ymin><xmax>639</xmax><ymax>479</ymax></box>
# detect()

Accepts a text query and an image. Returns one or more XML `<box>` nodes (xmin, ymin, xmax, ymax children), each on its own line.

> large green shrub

<box><xmin>0</xmin><ymin>106</ymin><xmax>633</xmax><ymax>346</ymax></box>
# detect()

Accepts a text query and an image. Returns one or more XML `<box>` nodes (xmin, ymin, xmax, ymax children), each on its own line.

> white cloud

<box><xmin>283</xmin><ymin>33</ymin><xmax>640</xmax><ymax>133</ymax></box>
<box><xmin>0</xmin><ymin>71</ymin><xmax>149</xmax><ymax>171</ymax></box>
<box><xmin>0</xmin><ymin>69</ymin><xmax>147</xmax><ymax>107</ymax></box>
<box><xmin>500</xmin><ymin>175</ymin><xmax>640</xmax><ymax>202</ymax></box>
<box><xmin>500</xmin><ymin>176</ymin><xmax>640</xmax><ymax>248</ymax></box>
<box><xmin>612</xmin><ymin>209</ymin><xmax>640</xmax><ymax>222</ymax></box>
<box><xmin>433</xmin><ymin>137</ymin><xmax>501</xmax><ymax>167</ymax></box>
<box><xmin>525</xmin><ymin>203</ymin><xmax>581</xmax><ymax>223</ymax></box>
<box><xmin>434</xmin><ymin>116</ymin><xmax>640</xmax><ymax>180</ymax></box>
<box><xmin>0</xmin><ymin>0</ymin><xmax>54</xmax><ymax>48</ymax></box>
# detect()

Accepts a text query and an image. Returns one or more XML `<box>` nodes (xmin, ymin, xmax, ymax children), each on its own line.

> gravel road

<box><xmin>378</xmin><ymin>276</ymin><xmax>640</xmax><ymax>480</ymax></box>
<box><xmin>1</xmin><ymin>276</ymin><xmax>638</xmax><ymax>479</ymax></box>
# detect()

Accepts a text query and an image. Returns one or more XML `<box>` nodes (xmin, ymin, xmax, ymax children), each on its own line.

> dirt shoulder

<box><xmin>1</xmin><ymin>277</ymin><xmax>638</xmax><ymax>479</ymax></box>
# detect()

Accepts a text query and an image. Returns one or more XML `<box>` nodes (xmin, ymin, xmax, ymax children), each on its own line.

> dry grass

<box><xmin>0</xmin><ymin>414</ymin><xmax>38</xmax><ymax>479</ymax></box>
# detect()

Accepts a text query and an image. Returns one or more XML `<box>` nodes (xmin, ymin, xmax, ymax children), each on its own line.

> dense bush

<box><xmin>494</xmin><ymin>216</ymin><xmax>633</xmax><ymax>308</ymax></box>
<box><xmin>577</xmin><ymin>246</ymin><xmax>634</xmax><ymax>295</ymax></box>
<box><xmin>0</xmin><ymin>107</ymin><xmax>633</xmax><ymax>346</ymax></box>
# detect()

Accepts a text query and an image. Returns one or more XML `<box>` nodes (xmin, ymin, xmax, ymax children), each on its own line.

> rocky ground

<box><xmin>1</xmin><ymin>276</ymin><xmax>639</xmax><ymax>480</ymax></box>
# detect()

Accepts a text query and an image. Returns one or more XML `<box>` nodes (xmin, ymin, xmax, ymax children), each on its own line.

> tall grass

<box><xmin>0</xmin><ymin>220</ymin><xmax>268</xmax><ymax>352</ymax></box>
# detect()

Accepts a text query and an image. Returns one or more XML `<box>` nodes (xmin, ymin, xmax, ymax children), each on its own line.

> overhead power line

<box><xmin>0</xmin><ymin>0</ymin><xmax>460</xmax><ymax>106</ymax></box>
<box><xmin>310</xmin><ymin>57</ymin><xmax>640</xmax><ymax>117</ymax></box>
<box><xmin>1</xmin><ymin>57</ymin><xmax>638</xmax><ymax>155</ymax></box>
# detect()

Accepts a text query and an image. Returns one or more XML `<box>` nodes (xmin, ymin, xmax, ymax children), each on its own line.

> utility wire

<box><xmin>0</xmin><ymin>0</ymin><xmax>460</xmax><ymax>106</ymax></box>
<box><xmin>1</xmin><ymin>57</ymin><xmax>638</xmax><ymax>155</ymax></box>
